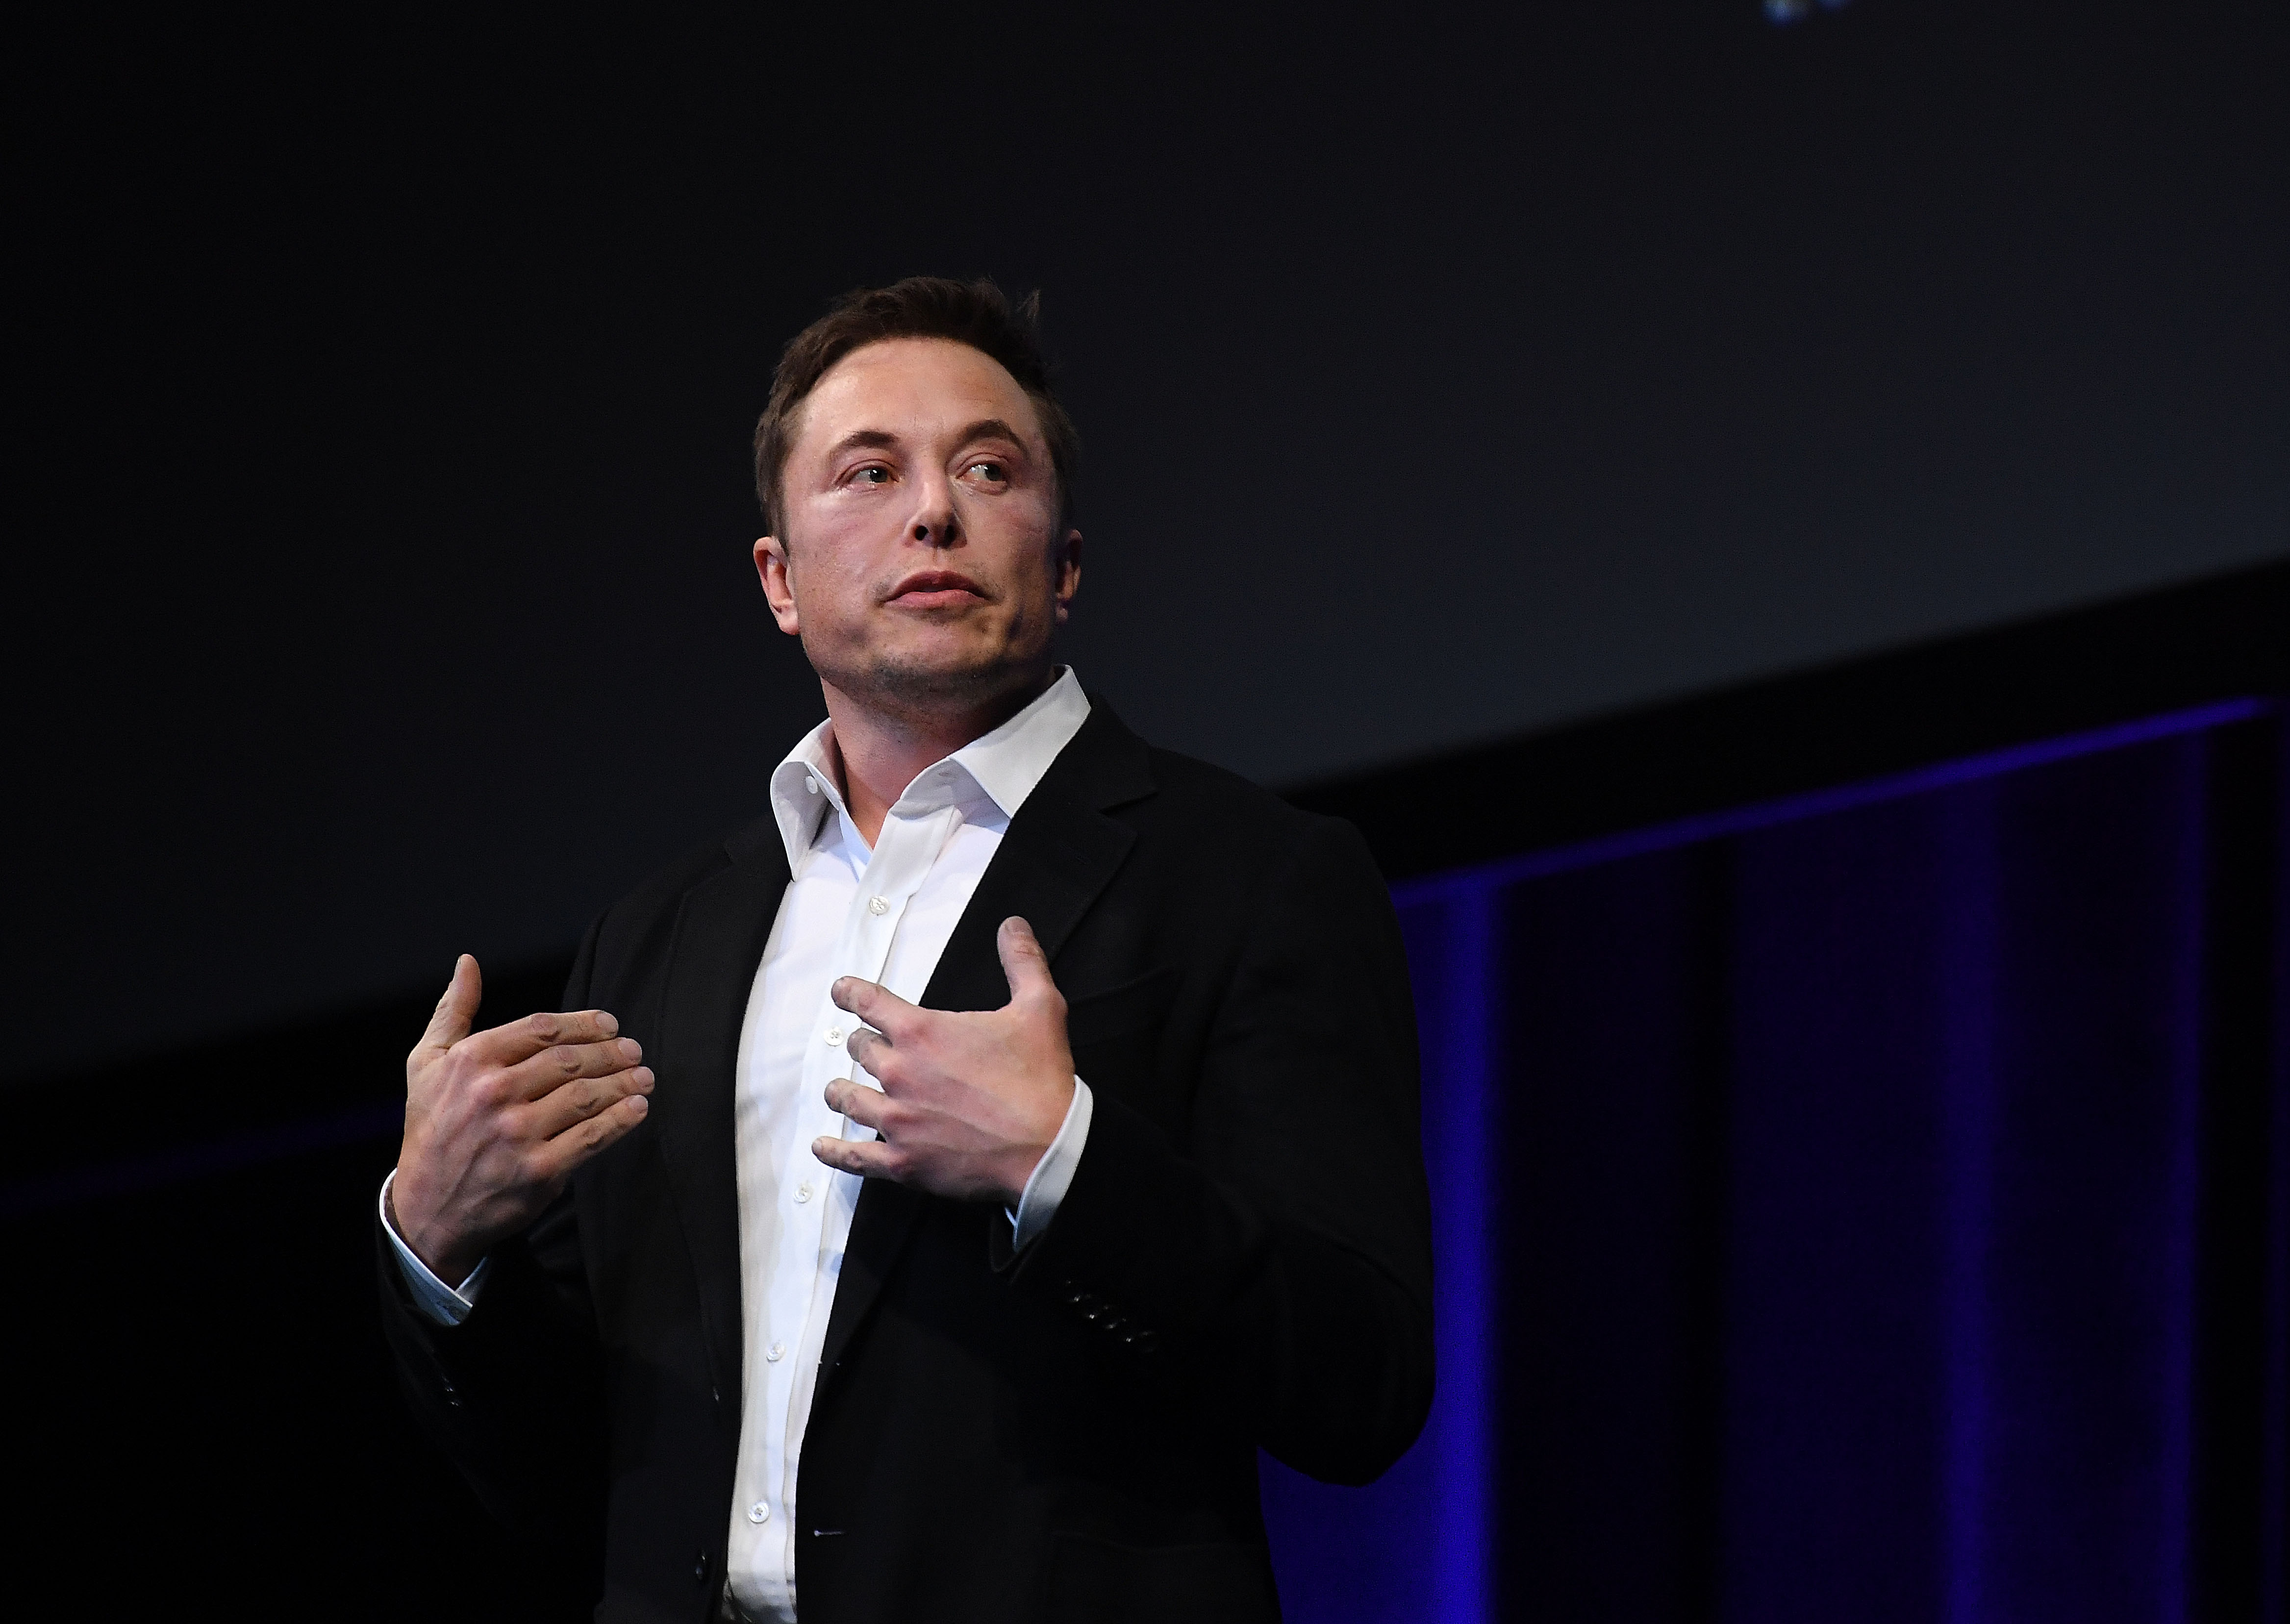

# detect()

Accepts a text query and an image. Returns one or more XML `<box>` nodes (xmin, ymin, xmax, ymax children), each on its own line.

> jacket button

<box><xmin>693</xmin><ymin>1549</ymin><xmax>709</xmax><ymax>1583</ymax></box>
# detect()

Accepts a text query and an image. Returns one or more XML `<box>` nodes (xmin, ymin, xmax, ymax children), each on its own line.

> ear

<box><xmin>755</xmin><ymin>536</ymin><xmax>802</xmax><ymax>636</ymax></box>
<box><xmin>1052</xmin><ymin>528</ymin><xmax>1082</xmax><ymax>625</ymax></box>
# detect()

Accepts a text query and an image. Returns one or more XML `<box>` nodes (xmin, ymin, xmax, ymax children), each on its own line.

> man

<box><xmin>379</xmin><ymin>277</ymin><xmax>1434</xmax><ymax>1624</ymax></box>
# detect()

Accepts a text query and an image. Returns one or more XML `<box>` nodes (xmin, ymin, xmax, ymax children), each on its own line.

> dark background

<box><xmin>5</xmin><ymin>3</ymin><xmax>2288</xmax><ymax>1616</ymax></box>
<box><xmin>10</xmin><ymin>0</ymin><xmax>2287</xmax><ymax>1085</ymax></box>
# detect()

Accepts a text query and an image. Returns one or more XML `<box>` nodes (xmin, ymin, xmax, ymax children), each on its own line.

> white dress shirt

<box><xmin>381</xmin><ymin>668</ymin><xmax>1096</xmax><ymax>1624</ymax></box>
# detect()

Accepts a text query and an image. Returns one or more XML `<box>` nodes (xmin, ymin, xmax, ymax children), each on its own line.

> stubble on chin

<box><xmin>806</xmin><ymin>629</ymin><xmax>1046</xmax><ymax>728</ymax></box>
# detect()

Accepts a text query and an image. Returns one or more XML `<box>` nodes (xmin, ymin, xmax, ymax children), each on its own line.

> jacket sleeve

<box><xmin>1006</xmin><ymin>816</ymin><xmax>1436</xmax><ymax>1485</ymax></box>
<box><xmin>374</xmin><ymin>916</ymin><xmax>612</xmax><ymax>1558</ymax></box>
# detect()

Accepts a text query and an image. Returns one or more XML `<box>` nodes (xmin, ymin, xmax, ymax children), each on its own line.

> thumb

<box><xmin>420</xmin><ymin>954</ymin><xmax>482</xmax><ymax>1052</ymax></box>
<box><xmin>996</xmin><ymin>917</ymin><xmax>1058</xmax><ymax>1009</ymax></box>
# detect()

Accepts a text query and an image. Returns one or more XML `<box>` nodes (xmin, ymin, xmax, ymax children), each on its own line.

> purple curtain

<box><xmin>1261</xmin><ymin>701</ymin><xmax>2290</xmax><ymax>1623</ymax></box>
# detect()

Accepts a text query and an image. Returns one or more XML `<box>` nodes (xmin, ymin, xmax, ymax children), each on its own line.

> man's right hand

<box><xmin>389</xmin><ymin>954</ymin><xmax>654</xmax><ymax>1288</ymax></box>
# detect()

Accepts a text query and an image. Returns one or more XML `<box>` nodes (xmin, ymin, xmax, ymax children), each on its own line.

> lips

<box><xmin>884</xmin><ymin>569</ymin><xmax>988</xmax><ymax>609</ymax></box>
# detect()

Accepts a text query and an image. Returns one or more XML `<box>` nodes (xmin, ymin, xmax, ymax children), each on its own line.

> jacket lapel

<box><xmin>816</xmin><ymin>702</ymin><xmax>1157</xmax><ymax>1380</ymax></box>
<box><xmin>652</xmin><ymin>816</ymin><xmax>789</xmax><ymax>1422</ymax></box>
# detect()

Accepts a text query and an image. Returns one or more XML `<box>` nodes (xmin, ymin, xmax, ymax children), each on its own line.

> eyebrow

<box><xmin>952</xmin><ymin>419</ymin><xmax>1028</xmax><ymax>451</ymax></box>
<box><xmin>822</xmin><ymin>420</ymin><xmax>1032</xmax><ymax>464</ymax></box>
<box><xmin>824</xmin><ymin>428</ymin><xmax>900</xmax><ymax>460</ymax></box>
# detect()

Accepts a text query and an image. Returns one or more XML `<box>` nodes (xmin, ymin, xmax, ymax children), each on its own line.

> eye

<box><xmin>964</xmin><ymin>460</ymin><xmax>1008</xmax><ymax>484</ymax></box>
<box><xmin>848</xmin><ymin>465</ymin><xmax>892</xmax><ymax>486</ymax></box>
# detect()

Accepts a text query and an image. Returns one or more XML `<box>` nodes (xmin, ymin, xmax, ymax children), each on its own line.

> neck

<box><xmin>820</xmin><ymin>667</ymin><xmax>1057</xmax><ymax>846</ymax></box>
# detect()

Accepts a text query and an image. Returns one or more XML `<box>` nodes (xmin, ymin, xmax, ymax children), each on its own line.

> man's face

<box><xmin>755</xmin><ymin>337</ymin><xmax>1080</xmax><ymax>718</ymax></box>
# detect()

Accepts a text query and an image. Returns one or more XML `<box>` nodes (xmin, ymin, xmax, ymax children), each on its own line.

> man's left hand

<box><xmin>814</xmin><ymin>915</ymin><xmax>1076</xmax><ymax>1205</ymax></box>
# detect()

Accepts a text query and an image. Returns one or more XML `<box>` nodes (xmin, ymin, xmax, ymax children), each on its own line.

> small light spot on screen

<box><xmin>1765</xmin><ymin>0</ymin><xmax>1851</xmax><ymax>22</ymax></box>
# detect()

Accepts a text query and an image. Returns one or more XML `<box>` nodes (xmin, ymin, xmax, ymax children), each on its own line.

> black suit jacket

<box><xmin>380</xmin><ymin>701</ymin><xmax>1434</xmax><ymax>1624</ymax></box>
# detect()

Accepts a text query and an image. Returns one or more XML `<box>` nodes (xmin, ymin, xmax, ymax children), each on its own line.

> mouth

<box><xmin>883</xmin><ymin>569</ymin><xmax>990</xmax><ymax>611</ymax></box>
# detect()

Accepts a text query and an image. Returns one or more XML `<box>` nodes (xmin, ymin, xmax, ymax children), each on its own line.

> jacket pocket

<box><xmin>1061</xmin><ymin>966</ymin><xmax>1176</xmax><ymax>1051</ymax></box>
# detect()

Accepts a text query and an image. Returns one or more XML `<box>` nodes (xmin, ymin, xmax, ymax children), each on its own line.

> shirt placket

<box><xmin>775</xmin><ymin>796</ymin><xmax>959</xmax><ymax>1580</ymax></box>
<box><xmin>736</xmin><ymin>826</ymin><xmax>854</xmax><ymax>1605</ymax></box>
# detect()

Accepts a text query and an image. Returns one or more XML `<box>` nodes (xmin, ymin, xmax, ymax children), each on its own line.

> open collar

<box><xmin>765</xmin><ymin>667</ymin><xmax>1092</xmax><ymax>865</ymax></box>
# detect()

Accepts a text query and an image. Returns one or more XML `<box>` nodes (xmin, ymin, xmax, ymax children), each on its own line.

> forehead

<box><xmin>792</xmin><ymin>337</ymin><xmax>1045</xmax><ymax>455</ymax></box>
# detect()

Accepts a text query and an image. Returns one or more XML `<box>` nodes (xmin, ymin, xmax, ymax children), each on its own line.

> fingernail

<box><xmin>599</xmin><ymin>1013</ymin><xmax>620</xmax><ymax>1035</ymax></box>
<box><xmin>634</xmin><ymin>1068</ymin><xmax>654</xmax><ymax>1088</ymax></box>
<box><xmin>627</xmin><ymin>1095</ymin><xmax>648</xmax><ymax>1114</ymax></box>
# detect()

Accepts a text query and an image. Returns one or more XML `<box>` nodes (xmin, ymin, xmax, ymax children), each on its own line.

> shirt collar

<box><xmin>766</xmin><ymin>667</ymin><xmax>1092</xmax><ymax>868</ymax></box>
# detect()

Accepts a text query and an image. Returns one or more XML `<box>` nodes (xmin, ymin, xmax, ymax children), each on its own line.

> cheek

<box><xmin>788</xmin><ymin>515</ymin><xmax>889</xmax><ymax>609</ymax></box>
<box><xmin>791</xmin><ymin>564</ymin><xmax>866</xmax><ymax>632</ymax></box>
<box><xmin>963</xmin><ymin>491</ymin><xmax>1061</xmax><ymax>567</ymax></box>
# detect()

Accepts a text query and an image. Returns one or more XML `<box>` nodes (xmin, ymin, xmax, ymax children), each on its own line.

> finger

<box><xmin>461</xmin><ymin>1005</ymin><xmax>623</xmax><ymax>1067</ymax></box>
<box><xmin>842</xmin><ymin>1026</ymin><xmax>895</xmax><ymax>1083</ymax></box>
<box><xmin>531</xmin><ymin>1092</ymin><xmax>650</xmax><ymax>1180</ymax></box>
<box><xmin>830</xmin><ymin>976</ymin><xmax>920</xmax><ymax>1038</ymax></box>
<box><xmin>996</xmin><ymin>916</ymin><xmax>1060</xmax><ymax>1009</ymax></box>
<box><xmin>527</xmin><ymin>1064</ymin><xmax>654</xmax><ymax>1137</ymax></box>
<box><xmin>503</xmin><ymin>1035</ymin><xmax>646</xmax><ymax>1101</ymax></box>
<box><xmin>416</xmin><ymin>955</ymin><xmax>483</xmax><ymax>1056</ymax></box>
<box><xmin>812</xmin><ymin>1134</ymin><xmax>902</xmax><ymax>1180</ymax></box>
<box><xmin>824</xmin><ymin>1076</ymin><xmax>889</xmax><ymax>1131</ymax></box>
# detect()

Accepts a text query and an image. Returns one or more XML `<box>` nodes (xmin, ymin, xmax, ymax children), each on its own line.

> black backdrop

<box><xmin>11</xmin><ymin>0</ymin><xmax>2289</xmax><ymax>1084</ymax></box>
<box><xmin>8</xmin><ymin>3</ymin><xmax>2290</xmax><ymax>1615</ymax></box>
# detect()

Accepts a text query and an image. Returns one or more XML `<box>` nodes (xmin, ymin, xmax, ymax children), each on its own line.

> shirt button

<box><xmin>867</xmin><ymin>895</ymin><xmax>889</xmax><ymax>916</ymax></box>
<box><xmin>749</xmin><ymin>1501</ymin><xmax>770</xmax><ymax>1524</ymax></box>
<box><xmin>805</xmin><ymin>778</ymin><xmax>820</xmax><ymax>796</ymax></box>
<box><xmin>824</xmin><ymin>1026</ymin><xmax>844</xmax><ymax>1046</ymax></box>
<box><xmin>766</xmin><ymin>1341</ymin><xmax>786</xmax><ymax>1362</ymax></box>
<box><xmin>794</xmin><ymin>1182</ymin><xmax>813</xmax><ymax>1204</ymax></box>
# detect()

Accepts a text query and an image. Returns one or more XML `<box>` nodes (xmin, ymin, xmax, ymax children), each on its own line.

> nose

<box><xmin>908</xmin><ymin>472</ymin><xmax>960</xmax><ymax>548</ymax></box>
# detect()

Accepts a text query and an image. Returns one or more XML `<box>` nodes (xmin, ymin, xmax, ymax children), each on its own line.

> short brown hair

<box><xmin>753</xmin><ymin>276</ymin><xmax>1080</xmax><ymax>540</ymax></box>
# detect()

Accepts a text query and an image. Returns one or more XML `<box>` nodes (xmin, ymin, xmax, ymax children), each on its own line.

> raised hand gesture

<box><xmin>390</xmin><ymin>955</ymin><xmax>653</xmax><ymax>1285</ymax></box>
<box><xmin>813</xmin><ymin>917</ymin><xmax>1077</xmax><ymax>1205</ymax></box>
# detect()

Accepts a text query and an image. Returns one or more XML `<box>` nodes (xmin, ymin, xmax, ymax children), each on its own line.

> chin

<box><xmin>843</xmin><ymin>644</ymin><xmax>1041</xmax><ymax>710</ymax></box>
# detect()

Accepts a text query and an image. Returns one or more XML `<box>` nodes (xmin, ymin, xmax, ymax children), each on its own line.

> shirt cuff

<box><xmin>1008</xmin><ymin>1077</ymin><xmax>1092</xmax><ymax>1251</ymax></box>
<box><xmin>379</xmin><ymin>1169</ymin><xmax>490</xmax><ymax>1327</ymax></box>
